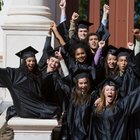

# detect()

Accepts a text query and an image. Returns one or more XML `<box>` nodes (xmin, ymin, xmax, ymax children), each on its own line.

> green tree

<box><xmin>0</xmin><ymin>0</ymin><xmax>4</xmax><ymax>11</ymax></box>
<box><xmin>78</xmin><ymin>0</ymin><xmax>88</xmax><ymax>20</ymax></box>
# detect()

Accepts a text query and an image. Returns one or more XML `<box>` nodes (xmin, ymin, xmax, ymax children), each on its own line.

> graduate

<box><xmin>89</xmin><ymin>79</ymin><xmax>140</xmax><ymax>140</ymax></box>
<box><xmin>113</xmin><ymin>47</ymin><xmax>139</xmax><ymax>97</ymax></box>
<box><xmin>94</xmin><ymin>45</ymin><xmax>118</xmax><ymax>86</ymax></box>
<box><xmin>37</xmin><ymin>23</ymin><xmax>70</xmax><ymax>113</ymax></box>
<box><xmin>40</xmin><ymin>47</ymin><xmax>70</xmax><ymax>113</ymax></box>
<box><xmin>67</xmin><ymin>69</ymin><xmax>98</xmax><ymax>140</ymax></box>
<box><xmin>1</xmin><ymin>46</ymin><xmax>60</xmax><ymax>120</ymax></box>
<box><xmin>69</xmin><ymin>4</ymin><xmax>109</xmax><ymax>45</ymax></box>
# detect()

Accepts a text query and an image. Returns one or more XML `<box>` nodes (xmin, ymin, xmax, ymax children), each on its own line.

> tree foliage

<box><xmin>134</xmin><ymin>1</ymin><xmax>140</xmax><ymax>28</ymax></box>
<box><xmin>78</xmin><ymin>0</ymin><xmax>88</xmax><ymax>20</ymax></box>
<box><xmin>0</xmin><ymin>0</ymin><xmax>4</xmax><ymax>11</ymax></box>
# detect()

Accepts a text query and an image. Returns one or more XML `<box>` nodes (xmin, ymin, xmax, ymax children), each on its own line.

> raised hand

<box><xmin>98</xmin><ymin>40</ymin><xmax>105</xmax><ymax>48</ymax></box>
<box><xmin>133</xmin><ymin>29</ymin><xmax>140</xmax><ymax>41</ymax></box>
<box><xmin>71</xmin><ymin>12</ymin><xmax>79</xmax><ymax>22</ymax></box>
<box><xmin>103</xmin><ymin>4</ymin><xmax>110</xmax><ymax>14</ymax></box>
<box><xmin>59</xmin><ymin>0</ymin><xmax>66</xmax><ymax>9</ymax></box>
<box><xmin>55</xmin><ymin>47</ymin><xmax>63</xmax><ymax>60</ymax></box>
<box><xmin>127</xmin><ymin>42</ymin><xmax>134</xmax><ymax>50</ymax></box>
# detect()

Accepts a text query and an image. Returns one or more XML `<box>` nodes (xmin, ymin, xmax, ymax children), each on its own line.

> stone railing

<box><xmin>8</xmin><ymin>117</ymin><xmax>58</xmax><ymax>140</ymax></box>
<box><xmin>0</xmin><ymin>109</ymin><xmax>7</xmax><ymax>137</ymax></box>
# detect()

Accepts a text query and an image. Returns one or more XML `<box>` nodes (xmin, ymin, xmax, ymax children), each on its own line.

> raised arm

<box><xmin>59</xmin><ymin>0</ymin><xmax>66</xmax><ymax>23</ymax></box>
<box><xmin>133</xmin><ymin>29</ymin><xmax>140</xmax><ymax>56</ymax></box>
<box><xmin>38</xmin><ymin>25</ymin><xmax>53</xmax><ymax>69</ymax></box>
<box><xmin>55</xmin><ymin>47</ymin><xmax>69</xmax><ymax>77</ymax></box>
<box><xmin>51</xmin><ymin>22</ymin><xmax>66</xmax><ymax>46</ymax></box>
<box><xmin>69</xmin><ymin>12</ymin><xmax>79</xmax><ymax>39</ymax></box>
<box><xmin>94</xmin><ymin>41</ymin><xmax>105</xmax><ymax>65</ymax></box>
<box><xmin>122</xmin><ymin>87</ymin><xmax>140</xmax><ymax>115</ymax></box>
<box><xmin>101</xmin><ymin>4</ymin><xmax>109</xmax><ymax>27</ymax></box>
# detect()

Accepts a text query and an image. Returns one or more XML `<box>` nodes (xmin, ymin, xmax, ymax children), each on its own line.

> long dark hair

<box><xmin>104</xmin><ymin>54</ymin><xmax>118</xmax><ymax>78</ymax></box>
<box><xmin>19</xmin><ymin>58</ymin><xmax>41</xmax><ymax>77</ymax></box>
<box><xmin>71</xmin><ymin>78</ymin><xmax>91</xmax><ymax>106</ymax></box>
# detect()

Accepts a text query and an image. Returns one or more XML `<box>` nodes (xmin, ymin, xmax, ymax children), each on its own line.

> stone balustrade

<box><xmin>8</xmin><ymin>117</ymin><xmax>58</xmax><ymax>140</ymax></box>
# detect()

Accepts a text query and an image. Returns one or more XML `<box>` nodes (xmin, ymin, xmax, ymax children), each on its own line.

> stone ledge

<box><xmin>8</xmin><ymin>117</ymin><xmax>58</xmax><ymax>131</ymax></box>
<box><xmin>8</xmin><ymin>117</ymin><xmax>58</xmax><ymax>140</ymax></box>
<box><xmin>0</xmin><ymin>109</ymin><xmax>7</xmax><ymax>137</ymax></box>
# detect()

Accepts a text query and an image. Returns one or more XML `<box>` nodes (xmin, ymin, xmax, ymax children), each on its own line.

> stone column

<box><xmin>3</xmin><ymin>0</ymin><xmax>52</xmax><ymax>30</ymax></box>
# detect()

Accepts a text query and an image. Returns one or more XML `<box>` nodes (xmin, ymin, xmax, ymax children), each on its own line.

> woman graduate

<box><xmin>67</xmin><ymin>69</ymin><xmax>98</xmax><ymax>140</ymax></box>
<box><xmin>89</xmin><ymin>79</ymin><xmax>140</xmax><ymax>140</ymax></box>
<box><xmin>0</xmin><ymin>46</ymin><xmax>60</xmax><ymax>120</ymax></box>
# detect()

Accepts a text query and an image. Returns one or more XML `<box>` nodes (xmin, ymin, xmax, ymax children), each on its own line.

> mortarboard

<box><xmin>73</xmin><ymin>69</ymin><xmax>90</xmax><ymax>82</ymax></box>
<box><xmin>97</xmin><ymin>78</ymin><xmax>118</xmax><ymax>90</ymax></box>
<box><xmin>16</xmin><ymin>46</ymin><xmax>38</xmax><ymax>59</ymax></box>
<box><xmin>114</xmin><ymin>47</ymin><xmax>132</xmax><ymax>58</ymax></box>
<box><xmin>15</xmin><ymin>46</ymin><xmax>38</xmax><ymax>64</ymax></box>
<box><xmin>77</xmin><ymin>20</ymin><xmax>93</xmax><ymax>29</ymax></box>
<box><xmin>103</xmin><ymin>45</ymin><xmax>118</xmax><ymax>57</ymax></box>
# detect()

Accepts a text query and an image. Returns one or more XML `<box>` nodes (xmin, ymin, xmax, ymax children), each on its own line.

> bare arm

<box><xmin>55</xmin><ymin>47</ymin><xmax>69</xmax><ymax>77</ymax></box>
<box><xmin>101</xmin><ymin>4</ymin><xmax>109</xmax><ymax>27</ymax></box>
<box><xmin>51</xmin><ymin>22</ymin><xmax>66</xmax><ymax>46</ymax></box>
<box><xmin>59</xmin><ymin>0</ymin><xmax>66</xmax><ymax>23</ymax></box>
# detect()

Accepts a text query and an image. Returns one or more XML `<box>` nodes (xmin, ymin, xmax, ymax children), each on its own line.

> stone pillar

<box><xmin>1</xmin><ymin>0</ymin><xmax>53</xmax><ymax>67</ymax></box>
<box><xmin>3</xmin><ymin>0</ymin><xmax>52</xmax><ymax>30</ymax></box>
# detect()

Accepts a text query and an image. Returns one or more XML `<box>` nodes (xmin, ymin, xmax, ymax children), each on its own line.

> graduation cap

<box><xmin>96</xmin><ymin>23</ymin><xmax>110</xmax><ymax>41</ymax></box>
<box><xmin>103</xmin><ymin>45</ymin><xmax>118</xmax><ymax>57</ymax></box>
<box><xmin>77</xmin><ymin>20</ymin><xmax>93</xmax><ymax>29</ymax></box>
<box><xmin>114</xmin><ymin>47</ymin><xmax>132</xmax><ymax>58</ymax></box>
<box><xmin>97</xmin><ymin>78</ymin><xmax>118</xmax><ymax>90</ymax></box>
<box><xmin>57</xmin><ymin>20</ymin><xmax>70</xmax><ymax>42</ymax></box>
<box><xmin>73</xmin><ymin>69</ymin><xmax>90</xmax><ymax>81</ymax></box>
<box><xmin>15</xmin><ymin>46</ymin><xmax>38</xmax><ymax>64</ymax></box>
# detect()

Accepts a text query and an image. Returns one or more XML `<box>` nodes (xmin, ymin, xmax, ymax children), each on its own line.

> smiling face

<box><xmin>47</xmin><ymin>57</ymin><xmax>60</xmax><ymax>72</ymax></box>
<box><xmin>77</xmin><ymin>77</ymin><xmax>90</xmax><ymax>95</ymax></box>
<box><xmin>104</xmin><ymin>85</ymin><xmax>117</xmax><ymax>106</ymax></box>
<box><xmin>75</xmin><ymin>48</ymin><xmax>87</xmax><ymax>63</ymax></box>
<box><xmin>78</xmin><ymin>28</ymin><xmax>88</xmax><ymax>40</ymax></box>
<box><xmin>106</xmin><ymin>54</ymin><xmax>117</xmax><ymax>69</ymax></box>
<box><xmin>25</xmin><ymin>57</ymin><xmax>36</xmax><ymax>71</ymax></box>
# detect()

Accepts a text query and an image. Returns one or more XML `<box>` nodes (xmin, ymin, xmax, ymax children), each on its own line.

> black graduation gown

<box><xmin>61</xmin><ymin>44</ymin><xmax>96</xmax><ymax>88</ymax></box>
<box><xmin>67</xmin><ymin>91</ymin><xmax>98</xmax><ymax>140</ymax></box>
<box><xmin>98</xmin><ymin>52</ymin><xmax>140</xmax><ymax>139</ymax></box>
<box><xmin>41</xmin><ymin>70</ymin><xmax>70</xmax><ymax>112</ymax></box>
<box><xmin>70</xmin><ymin>23</ymin><xmax>110</xmax><ymax>47</ymax></box>
<box><xmin>38</xmin><ymin>37</ymin><xmax>70</xmax><ymax>112</ymax></box>
<box><xmin>106</xmin><ymin>52</ymin><xmax>140</xmax><ymax>99</ymax></box>
<box><xmin>38</xmin><ymin>36</ymin><xmax>53</xmax><ymax>70</ymax></box>
<box><xmin>0</xmin><ymin>67</ymin><xmax>60</xmax><ymax>119</ymax></box>
<box><xmin>89</xmin><ymin>87</ymin><xmax>140</xmax><ymax>140</ymax></box>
